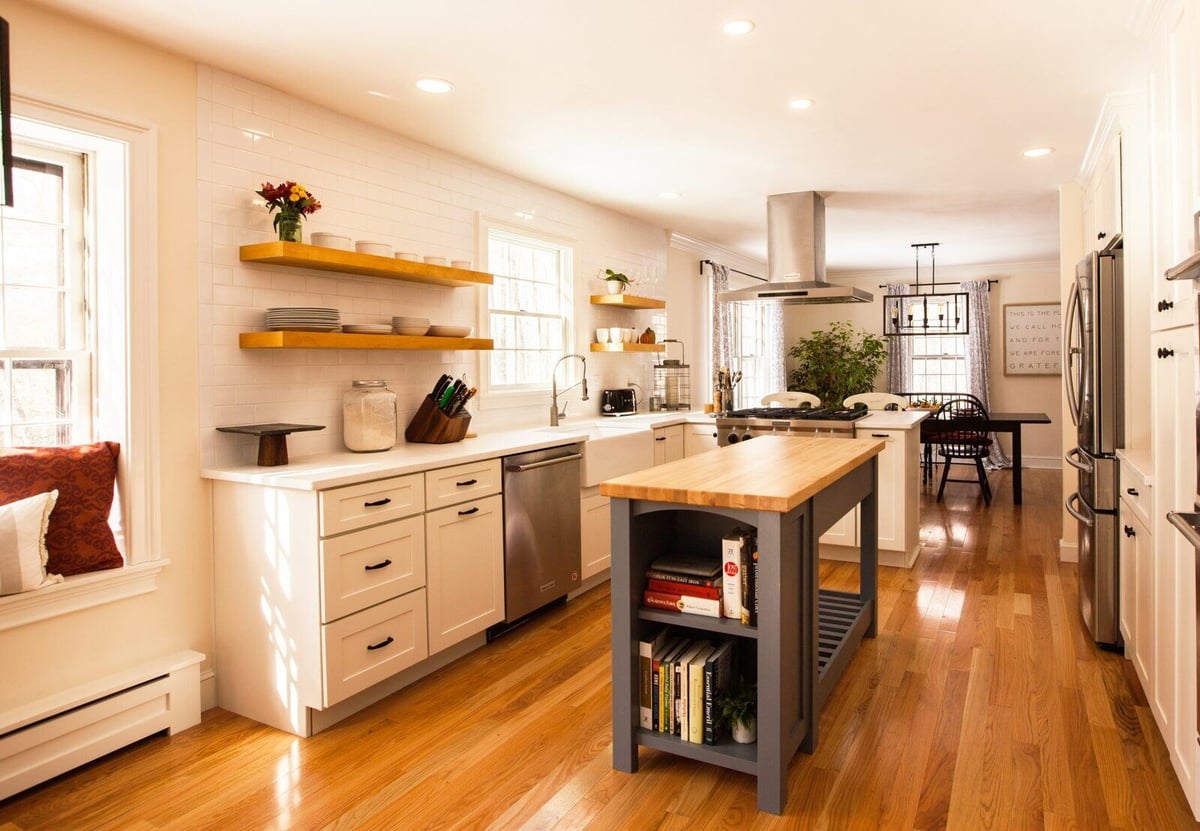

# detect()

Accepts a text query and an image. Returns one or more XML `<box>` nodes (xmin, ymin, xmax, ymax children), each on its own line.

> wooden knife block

<box><xmin>405</xmin><ymin>395</ymin><xmax>471</xmax><ymax>444</ymax></box>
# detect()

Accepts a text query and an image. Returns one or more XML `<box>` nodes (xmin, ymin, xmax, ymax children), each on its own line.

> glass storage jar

<box><xmin>343</xmin><ymin>380</ymin><xmax>397</xmax><ymax>452</ymax></box>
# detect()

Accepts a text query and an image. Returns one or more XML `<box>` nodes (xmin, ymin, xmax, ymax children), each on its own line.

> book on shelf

<box><xmin>673</xmin><ymin>640</ymin><xmax>711</xmax><ymax>738</ymax></box>
<box><xmin>643</xmin><ymin>589</ymin><xmax>722</xmax><ymax>618</ymax></box>
<box><xmin>646</xmin><ymin>577</ymin><xmax>721</xmax><ymax>599</ymax></box>
<box><xmin>638</xmin><ymin>627</ymin><xmax>670</xmax><ymax>730</ymax></box>
<box><xmin>740</xmin><ymin>535</ymin><xmax>759</xmax><ymax>627</ymax></box>
<box><xmin>658</xmin><ymin>639</ymin><xmax>691</xmax><ymax>732</ymax></box>
<box><xmin>688</xmin><ymin>643</ymin><xmax>717</xmax><ymax>743</ymax></box>
<box><xmin>703</xmin><ymin>639</ymin><xmax>737</xmax><ymax>745</ymax></box>
<box><xmin>650</xmin><ymin>635</ymin><xmax>683</xmax><ymax>732</ymax></box>
<box><xmin>644</xmin><ymin>568</ymin><xmax>721</xmax><ymax>587</ymax></box>
<box><xmin>721</xmin><ymin>527</ymin><xmax>754</xmax><ymax>620</ymax></box>
<box><xmin>649</xmin><ymin>554</ymin><xmax>721</xmax><ymax>579</ymax></box>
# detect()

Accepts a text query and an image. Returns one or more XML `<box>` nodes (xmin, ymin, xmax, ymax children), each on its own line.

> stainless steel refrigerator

<box><xmin>1065</xmin><ymin>237</ymin><xmax>1124</xmax><ymax>648</ymax></box>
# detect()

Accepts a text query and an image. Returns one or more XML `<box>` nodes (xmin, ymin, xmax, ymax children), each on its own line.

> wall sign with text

<box><xmin>1004</xmin><ymin>303</ymin><xmax>1061</xmax><ymax>375</ymax></box>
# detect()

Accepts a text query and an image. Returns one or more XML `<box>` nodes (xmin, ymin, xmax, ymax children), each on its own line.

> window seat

<box><xmin>0</xmin><ymin>560</ymin><xmax>167</xmax><ymax>632</ymax></box>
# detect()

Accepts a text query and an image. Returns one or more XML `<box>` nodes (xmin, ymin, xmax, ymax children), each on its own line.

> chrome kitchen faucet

<box><xmin>550</xmin><ymin>353</ymin><xmax>588</xmax><ymax>426</ymax></box>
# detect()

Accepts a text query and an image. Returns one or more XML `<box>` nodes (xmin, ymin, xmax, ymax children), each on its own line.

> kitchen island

<box><xmin>600</xmin><ymin>435</ymin><xmax>885</xmax><ymax>814</ymax></box>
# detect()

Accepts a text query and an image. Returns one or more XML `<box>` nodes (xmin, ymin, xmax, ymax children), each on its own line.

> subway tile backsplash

<box><xmin>199</xmin><ymin>66</ymin><xmax>667</xmax><ymax>468</ymax></box>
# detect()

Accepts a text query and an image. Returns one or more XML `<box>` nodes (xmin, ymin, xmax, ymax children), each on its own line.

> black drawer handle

<box><xmin>458</xmin><ymin>506</ymin><xmax>479</xmax><ymax>516</ymax></box>
<box><xmin>1124</xmin><ymin>525</ymin><xmax>1135</xmax><ymax>537</ymax></box>
<box><xmin>871</xmin><ymin>433</ymin><xmax>889</xmax><ymax>439</ymax></box>
<box><xmin>456</xmin><ymin>478</ymin><xmax>478</xmax><ymax>487</ymax></box>
<box><xmin>364</xmin><ymin>497</ymin><xmax>392</xmax><ymax>507</ymax></box>
<box><xmin>364</xmin><ymin>559</ymin><xmax>392</xmax><ymax>571</ymax></box>
<box><xmin>711</xmin><ymin>432</ymin><xmax>717</xmax><ymax>438</ymax></box>
<box><xmin>1098</xmin><ymin>231</ymin><xmax>1107</xmax><ymax>240</ymax></box>
<box><xmin>1158</xmin><ymin>299</ymin><xmax>1176</xmax><ymax>312</ymax></box>
<box><xmin>366</xmin><ymin>636</ymin><xmax>394</xmax><ymax>651</ymax></box>
<box><xmin>1157</xmin><ymin>347</ymin><xmax>1176</xmax><ymax>359</ymax></box>
<box><xmin>1126</xmin><ymin>487</ymin><xmax>1139</xmax><ymax>496</ymax></box>
<box><xmin>656</xmin><ymin>436</ymin><xmax>667</xmax><ymax>441</ymax></box>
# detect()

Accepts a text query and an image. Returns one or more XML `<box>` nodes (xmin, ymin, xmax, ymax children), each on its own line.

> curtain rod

<box><xmin>878</xmin><ymin>279</ymin><xmax>998</xmax><ymax>289</ymax></box>
<box><xmin>700</xmin><ymin>258</ymin><xmax>765</xmax><ymax>283</ymax></box>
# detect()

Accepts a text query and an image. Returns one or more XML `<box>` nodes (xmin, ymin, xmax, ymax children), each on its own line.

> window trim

<box><xmin>474</xmin><ymin>213</ymin><xmax>577</xmax><ymax>410</ymax></box>
<box><xmin>0</xmin><ymin>97</ymin><xmax>163</xmax><ymax>630</ymax></box>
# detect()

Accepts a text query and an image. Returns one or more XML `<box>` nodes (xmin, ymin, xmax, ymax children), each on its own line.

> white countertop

<box><xmin>202</xmin><ymin>411</ymin><xmax>716</xmax><ymax>490</ymax></box>
<box><xmin>855</xmin><ymin>410</ymin><xmax>930</xmax><ymax>429</ymax></box>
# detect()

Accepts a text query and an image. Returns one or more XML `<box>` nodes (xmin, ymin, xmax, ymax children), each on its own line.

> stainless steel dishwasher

<box><xmin>496</xmin><ymin>444</ymin><xmax>583</xmax><ymax>631</ymax></box>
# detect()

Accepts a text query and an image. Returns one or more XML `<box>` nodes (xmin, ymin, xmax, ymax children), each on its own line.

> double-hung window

<box><xmin>909</xmin><ymin>334</ymin><xmax>968</xmax><ymax>393</ymax></box>
<box><xmin>482</xmin><ymin>223</ymin><xmax>575</xmax><ymax>404</ymax></box>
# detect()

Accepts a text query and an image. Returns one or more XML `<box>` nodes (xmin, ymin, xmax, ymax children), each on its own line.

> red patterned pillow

<box><xmin>0</xmin><ymin>443</ymin><xmax>123</xmax><ymax>576</ymax></box>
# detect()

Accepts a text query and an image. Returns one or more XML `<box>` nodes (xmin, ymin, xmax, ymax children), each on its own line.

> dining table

<box><xmin>919</xmin><ymin>411</ymin><xmax>1052</xmax><ymax>505</ymax></box>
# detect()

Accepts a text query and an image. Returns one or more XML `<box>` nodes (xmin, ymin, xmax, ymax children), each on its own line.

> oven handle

<box><xmin>1065</xmin><ymin>492</ymin><xmax>1092</xmax><ymax>526</ymax></box>
<box><xmin>1064</xmin><ymin>446</ymin><xmax>1093</xmax><ymax>473</ymax></box>
<box><xmin>1168</xmin><ymin>511</ymin><xmax>1200</xmax><ymax>549</ymax></box>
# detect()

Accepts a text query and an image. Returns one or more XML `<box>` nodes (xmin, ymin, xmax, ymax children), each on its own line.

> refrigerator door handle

<box><xmin>1065</xmin><ymin>492</ymin><xmax>1093</xmax><ymax>526</ymax></box>
<box><xmin>1064</xmin><ymin>280</ymin><xmax>1082</xmax><ymax>427</ymax></box>
<box><xmin>1064</xmin><ymin>446</ymin><xmax>1093</xmax><ymax>473</ymax></box>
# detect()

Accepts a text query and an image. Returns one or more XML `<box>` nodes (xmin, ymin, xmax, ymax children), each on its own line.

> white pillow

<box><xmin>0</xmin><ymin>490</ymin><xmax>63</xmax><ymax>596</ymax></box>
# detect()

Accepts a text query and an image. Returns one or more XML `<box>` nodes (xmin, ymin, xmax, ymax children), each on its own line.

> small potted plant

<box><xmin>602</xmin><ymin>268</ymin><xmax>630</xmax><ymax>294</ymax></box>
<box><xmin>718</xmin><ymin>679</ymin><xmax>757</xmax><ymax>744</ymax></box>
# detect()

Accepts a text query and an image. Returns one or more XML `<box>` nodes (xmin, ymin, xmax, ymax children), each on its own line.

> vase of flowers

<box><xmin>256</xmin><ymin>181</ymin><xmax>321</xmax><ymax>243</ymax></box>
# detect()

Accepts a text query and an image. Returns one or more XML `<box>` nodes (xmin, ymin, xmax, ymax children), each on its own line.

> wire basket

<box><xmin>653</xmin><ymin>339</ymin><xmax>691</xmax><ymax>411</ymax></box>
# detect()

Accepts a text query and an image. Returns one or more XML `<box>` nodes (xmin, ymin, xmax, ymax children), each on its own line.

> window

<box><xmin>0</xmin><ymin>145</ymin><xmax>91</xmax><ymax>446</ymax></box>
<box><xmin>482</xmin><ymin>223</ymin><xmax>574</xmax><ymax>403</ymax></box>
<box><xmin>729</xmin><ymin>299</ymin><xmax>777</xmax><ymax>406</ymax></box>
<box><xmin>909</xmin><ymin>334</ymin><xmax>968</xmax><ymax>394</ymax></box>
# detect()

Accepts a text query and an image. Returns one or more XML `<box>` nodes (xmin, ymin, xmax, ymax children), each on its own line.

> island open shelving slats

<box><xmin>601</xmin><ymin>436</ymin><xmax>883</xmax><ymax>815</ymax></box>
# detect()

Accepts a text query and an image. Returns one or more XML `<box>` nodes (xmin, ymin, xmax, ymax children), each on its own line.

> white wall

<box><xmin>783</xmin><ymin>261</ymin><xmax>1064</xmax><ymax>467</ymax></box>
<box><xmin>199</xmin><ymin>72</ymin><xmax>672</xmax><ymax>466</ymax></box>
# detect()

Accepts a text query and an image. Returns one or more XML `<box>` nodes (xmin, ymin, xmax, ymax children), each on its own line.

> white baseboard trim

<box><xmin>819</xmin><ymin>544</ymin><xmax>919</xmax><ymax>569</ymax></box>
<box><xmin>1059</xmin><ymin>539</ymin><xmax>1079</xmax><ymax>563</ymax></box>
<box><xmin>1020</xmin><ymin>455</ymin><xmax>1062</xmax><ymax>470</ymax></box>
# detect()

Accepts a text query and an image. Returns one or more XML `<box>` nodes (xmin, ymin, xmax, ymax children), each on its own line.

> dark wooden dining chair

<box><xmin>933</xmin><ymin>396</ymin><xmax>993</xmax><ymax>505</ymax></box>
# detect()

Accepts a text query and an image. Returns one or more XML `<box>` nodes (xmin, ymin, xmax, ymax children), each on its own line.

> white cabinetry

<box><xmin>1118</xmin><ymin>452</ymin><xmax>1153</xmax><ymax>689</ymax></box>
<box><xmin>424</xmin><ymin>460</ymin><xmax>504</xmax><ymax>654</ymax></box>
<box><xmin>580</xmin><ymin>486</ymin><xmax>612</xmax><ymax>579</ymax></box>
<box><xmin>683</xmin><ymin>422</ymin><xmax>719</xmax><ymax>456</ymax></box>
<box><xmin>1083</xmin><ymin>132</ymin><xmax>1122</xmax><ymax>250</ymax></box>
<box><xmin>653</xmin><ymin>425</ymin><xmax>684</xmax><ymax>464</ymax></box>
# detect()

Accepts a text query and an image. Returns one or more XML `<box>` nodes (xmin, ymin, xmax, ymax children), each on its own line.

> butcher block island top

<box><xmin>599</xmin><ymin>434</ymin><xmax>885</xmax><ymax>513</ymax></box>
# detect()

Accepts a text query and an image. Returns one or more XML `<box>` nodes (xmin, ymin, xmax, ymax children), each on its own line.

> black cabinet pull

<box><xmin>458</xmin><ymin>506</ymin><xmax>479</xmax><ymax>516</ymax></box>
<box><xmin>871</xmin><ymin>433</ymin><xmax>889</xmax><ymax>439</ymax></box>
<box><xmin>364</xmin><ymin>497</ymin><xmax>392</xmax><ymax>507</ymax></box>
<box><xmin>1124</xmin><ymin>525</ymin><xmax>1135</xmax><ymax>537</ymax></box>
<box><xmin>1098</xmin><ymin>231</ymin><xmax>1107</xmax><ymax>239</ymax></box>
<box><xmin>456</xmin><ymin>478</ymin><xmax>477</xmax><ymax>487</ymax></box>
<box><xmin>655</xmin><ymin>436</ymin><xmax>667</xmax><ymax>441</ymax></box>
<box><xmin>1158</xmin><ymin>299</ymin><xmax>1176</xmax><ymax>312</ymax></box>
<box><xmin>711</xmin><ymin>432</ymin><xmax>718</xmax><ymax>438</ymax></box>
<box><xmin>364</xmin><ymin>559</ymin><xmax>392</xmax><ymax>571</ymax></box>
<box><xmin>1126</xmin><ymin>487</ymin><xmax>1139</xmax><ymax>496</ymax></box>
<box><xmin>366</xmin><ymin>636</ymin><xmax>394</xmax><ymax>651</ymax></box>
<box><xmin>1157</xmin><ymin>347</ymin><xmax>1176</xmax><ymax>359</ymax></box>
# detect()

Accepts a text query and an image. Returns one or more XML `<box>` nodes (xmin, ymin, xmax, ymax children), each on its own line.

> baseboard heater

<box><xmin>0</xmin><ymin>650</ymin><xmax>204</xmax><ymax>800</ymax></box>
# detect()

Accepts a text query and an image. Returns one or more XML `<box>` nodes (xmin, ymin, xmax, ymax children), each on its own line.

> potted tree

<box><xmin>788</xmin><ymin>321</ymin><xmax>887</xmax><ymax>407</ymax></box>
<box><xmin>718</xmin><ymin>680</ymin><xmax>757</xmax><ymax>744</ymax></box>
<box><xmin>602</xmin><ymin>268</ymin><xmax>630</xmax><ymax>294</ymax></box>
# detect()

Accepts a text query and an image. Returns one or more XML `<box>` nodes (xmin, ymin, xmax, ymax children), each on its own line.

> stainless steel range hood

<box><xmin>718</xmin><ymin>191</ymin><xmax>873</xmax><ymax>304</ymax></box>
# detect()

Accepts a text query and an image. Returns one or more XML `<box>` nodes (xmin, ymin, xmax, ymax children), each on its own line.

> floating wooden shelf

<box><xmin>589</xmin><ymin>342</ymin><xmax>665</xmax><ymax>353</ymax></box>
<box><xmin>240</xmin><ymin>331</ymin><xmax>494</xmax><ymax>351</ymax></box>
<box><xmin>589</xmin><ymin>293</ymin><xmax>666</xmax><ymax>309</ymax></box>
<box><xmin>239</xmin><ymin>241</ymin><xmax>493</xmax><ymax>288</ymax></box>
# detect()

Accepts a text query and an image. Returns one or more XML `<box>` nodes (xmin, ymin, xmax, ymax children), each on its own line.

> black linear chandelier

<box><xmin>882</xmin><ymin>242</ymin><xmax>969</xmax><ymax>337</ymax></box>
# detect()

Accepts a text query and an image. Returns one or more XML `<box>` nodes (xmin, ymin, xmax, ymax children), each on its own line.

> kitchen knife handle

<box><xmin>364</xmin><ymin>559</ymin><xmax>392</xmax><ymax>571</ymax></box>
<box><xmin>364</xmin><ymin>497</ymin><xmax>392</xmax><ymax>507</ymax></box>
<box><xmin>458</xmin><ymin>506</ymin><xmax>479</xmax><ymax>516</ymax></box>
<box><xmin>366</xmin><ymin>636</ymin><xmax>394</xmax><ymax>651</ymax></box>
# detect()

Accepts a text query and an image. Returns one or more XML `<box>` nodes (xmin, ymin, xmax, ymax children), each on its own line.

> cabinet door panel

<box><xmin>581</xmin><ymin>489</ymin><xmax>611</xmax><ymax>580</ymax></box>
<box><xmin>426</xmin><ymin>494</ymin><xmax>504</xmax><ymax>653</ymax></box>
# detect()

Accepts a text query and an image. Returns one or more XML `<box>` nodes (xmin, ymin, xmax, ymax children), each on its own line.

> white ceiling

<box><xmin>34</xmin><ymin>0</ymin><xmax>1149</xmax><ymax>271</ymax></box>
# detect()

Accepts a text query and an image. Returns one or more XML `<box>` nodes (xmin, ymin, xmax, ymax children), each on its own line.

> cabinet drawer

<box><xmin>319</xmin><ymin>474</ymin><xmax>424</xmax><ymax>537</ymax></box>
<box><xmin>321</xmin><ymin>590</ymin><xmax>428</xmax><ymax>706</ymax></box>
<box><xmin>1119</xmin><ymin>458</ymin><xmax>1152</xmax><ymax>529</ymax></box>
<box><xmin>424</xmin><ymin>458</ymin><xmax>501</xmax><ymax>510</ymax></box>
<box><xmin>320</xmin><ymin>516</ymin><xmax>426</xmax><ymax>622</ymax></box>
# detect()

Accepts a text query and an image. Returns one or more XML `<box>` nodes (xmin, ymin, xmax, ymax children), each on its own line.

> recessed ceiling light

<box><xmin>789</xmin><ymin>98</ymin><xmax>814</xmax><ymax>110</ymax></box>
<box><xmin>367</xmin><ymin>90</ymin><xmax>392</xmax><ymax>99</ymax></box>
<box><xmin>722</xmin><ymin>19</ymin><xmax>755</xmax><ymax>35</ymax></box>
<box><xmin>416</xmin><ymin>78</ymin><xmax>455</xmax><ymax>94</ymax></box>
<box><xmin>659</xmin><ymin>191</ymin><xmax>681</xmax><ymax>200</ymax></box>
<box><xmin>1023</xmin><ymin>146</ymin><xmax>1054</xmax><ymax>158</ymax></box>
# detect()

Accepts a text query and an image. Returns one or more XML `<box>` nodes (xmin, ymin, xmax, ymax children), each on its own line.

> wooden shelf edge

<box><xmin>590</xmin><ymin>342</ymin><xmax>666</xmax><ymax>353</ymax></box>
<box><xmin>239</xmin><ymin>331</ymin><xmax>493</xmax><ymax>351</ymax></box>
<box><xmin>239</xmin><ymin>241</ymin><xmax>493</xmax><ymax>287</ymax></box>
<box><xmin>589</xmin><ymin>293</ymin><xmax>666</xmax><ymax>310</ymax></box>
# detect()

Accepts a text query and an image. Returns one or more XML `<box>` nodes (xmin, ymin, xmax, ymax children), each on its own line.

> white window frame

<box><xmin>909</xmin><ymin>333</ymin><xmax>969</xmax><ymax>394</ymax></box>
<box><xmin>0</xmin><ymin>98</ymin><xmax>163</xmax><ymax>631</ymax></box>
<box><xmin>474</xmin><ymin>214</ymin><xmax>576</xmax><ymax>410</ymax></box>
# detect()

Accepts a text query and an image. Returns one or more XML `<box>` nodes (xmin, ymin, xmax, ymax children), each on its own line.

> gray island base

<box><xmin>601</xmin><ymin>435</ymin><xmax>884</xmax><ymax>815</ymax></box>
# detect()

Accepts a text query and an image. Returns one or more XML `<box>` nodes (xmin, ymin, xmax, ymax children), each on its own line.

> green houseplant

<box><xmin>787</xmin><ymin>321</ymin><xmax>887</xmax><ymax>407</ymax></box>
<box><xmin>718</xmin><ymin>680</ymin><xmax>757</xmax><ymax>744</ymax></box>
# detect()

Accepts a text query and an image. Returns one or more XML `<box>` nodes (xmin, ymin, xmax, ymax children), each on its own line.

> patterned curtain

<box><xmin>710</xmin><ymin>262</ymin><xmax>734</xmax><ymax>379</ymax></box>
<box><xmin>764</xmin><ymin>304</ymin><xmax>785</xmax><ymax>394</ymax></box>
<box><xmin>963</xmin><ymin>279</ymin><xmax>1011</xmax><ymax>468</ymax></box>
<box><xmin>884</xmin><ymin>283</ymin><xmax>912</xmax><ymax>393</ymax></box>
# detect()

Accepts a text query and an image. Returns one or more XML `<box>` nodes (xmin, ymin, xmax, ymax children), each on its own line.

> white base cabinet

<box><xmin>425</xmin><ymin>493</ymin><xmax>504</xmax><ymax>654</ymax></box>
<box><xmin>683</xmin><ymin>422</ymin><xmax>719</xmax><ymax>456</ymax></box>
<box><xmin>653</xmin><ymin>425</ymin><xmax>684</xmax><ymax>464</ymax></box>
<box><xmin>580</xmin><ymin>486</ymin><xmax>612</xmax><ymax>580</ymax></box>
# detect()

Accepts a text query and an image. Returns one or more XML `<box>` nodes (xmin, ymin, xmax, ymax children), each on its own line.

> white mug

<box><xmin>609</xmin><ymin>327</ymin><xmax>624</xmax><ymax>343</ymax></box>
<box><xmin>595</xmin><ymin>328</ymin><xmax>609</xmax><ymax>343</ymax></box>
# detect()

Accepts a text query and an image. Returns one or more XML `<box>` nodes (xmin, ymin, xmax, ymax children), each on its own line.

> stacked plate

<box><xmin>265</xmin><ymin>307</ymin><xmax>341</xmax><ymax>332</ymax></box>
<box><xmin>341</xmin><ymin>323</ymin><xmax>394</xmax><ymax>335</ymax></box>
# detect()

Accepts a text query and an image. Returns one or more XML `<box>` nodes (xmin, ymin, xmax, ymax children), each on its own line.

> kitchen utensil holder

<box><xmin>653</xmin><ymin>339</ymin><xmax>691</xmax><ymax>411</ymax></box>
<box><xmin>404</xmin><ymin>395</ymin><xmax>471</xmax><ymax>443</ymax></box>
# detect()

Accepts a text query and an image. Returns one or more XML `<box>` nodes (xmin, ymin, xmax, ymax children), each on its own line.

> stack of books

<box><xmin>643</xmin><ymin>555</ymin><xmax>722</xmax><ymax>617</ymax></box>
<box><xmin>638</xmin><ymin>629</ymin><xmax>738</xmax><ymax>744</ymax></box>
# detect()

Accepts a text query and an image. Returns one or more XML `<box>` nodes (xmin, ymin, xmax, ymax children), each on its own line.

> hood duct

<box><xmin>718</xmin><ymin>191</ymin><xmax>872</xmax><ymax>304</ymax></box>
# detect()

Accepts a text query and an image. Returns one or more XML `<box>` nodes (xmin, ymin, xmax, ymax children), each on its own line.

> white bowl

<box><xmin>395</xmin><ymin>252</ymin><xmax>421</xmax><ymax>262</ymax></box>
<box><xmin>310</xmin><ymin>233</ymin><xmax>353</xmax><ymax>251</ymax></box>
<box><xmin>392</xmin><ymin>315</ymin><xmax>430</xmax><ymax>328</ymax></box>
<box><xmin>427</xmin><ymin>324</ymin><xmax>472</xmax><ymax>338</ymax></box>
<box><xmin>451</xmin><ymin>260</ymin><xmax>472</xmax><ymax>270</ymax></box>
<box><xmin>394</xmin><ymin>325</ymin><xmax>430</xmax><ymax>336</ymax></box>
<box><xmin>423</xmin><ymin>256</ymin><xmax>448</xmax><ymax>266</ymax></box>
<box><xmin>355</xmin><ymin>241</ymin><xmax>393</xmax><ymax>257</ymax></box>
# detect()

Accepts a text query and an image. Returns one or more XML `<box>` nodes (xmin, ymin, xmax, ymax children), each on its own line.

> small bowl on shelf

<box><xmin>395</xmin><ymin>252</ymin><xmax>421</xmax><ymax>262</ymax></box>
<box><xmin>427</xmin><ymin>324</ymin><xmax>472</xmax><ymax>338</ymax></box>
<box><xmin>393</xmin><ymin>325</ymin><xmax>431</xmax><ymax>336</ymax></box>
<box><xmin>310</xmin><ymin>233</ymin><xmax>353</xmax><ymax>251</ymax></box>
<box><xmin>423</xmin><ymin>256</ymin><xmax>448</xmax><ymax>266</ymax></box>
<box><xmin>355</xmin><ymin>241</ymin><xmax>393</xmax><ymax>257</ymax></box>
<box><xmin>450</xmin><ymin>259</ymin><xmax>472</xmax><ymax>270</ymax></box>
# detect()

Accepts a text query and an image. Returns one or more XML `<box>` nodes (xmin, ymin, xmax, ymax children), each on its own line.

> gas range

<box><xmin>715</xmin><ymin>406</ymin><xmax>867</xmax><ymax>446</ymax></box>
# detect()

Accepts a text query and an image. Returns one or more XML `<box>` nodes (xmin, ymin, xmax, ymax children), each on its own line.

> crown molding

<box><xmin>667</xmin><ymin>231</ymin><xmax>767</xmax><ymax>279</ymax></box>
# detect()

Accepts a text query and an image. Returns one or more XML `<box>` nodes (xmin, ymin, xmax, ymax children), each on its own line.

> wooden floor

<box><xmin>2</xmin><ymin>469</ymin><xmax>1198</xmax><ymax>830</ymax></box>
